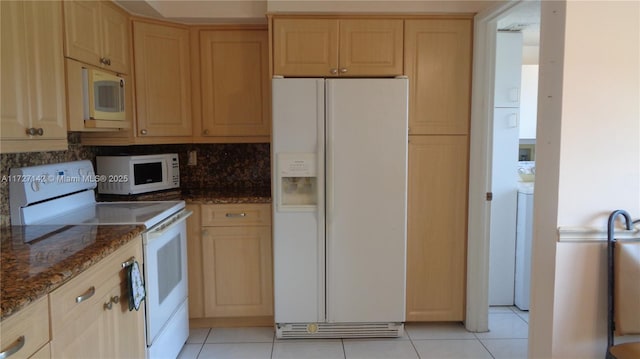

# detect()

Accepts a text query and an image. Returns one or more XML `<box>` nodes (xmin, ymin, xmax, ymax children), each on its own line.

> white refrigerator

<box><xmin>272</xmin><ymin>78</ymin><xmax>408</xmax><ymax>338</ymax></box>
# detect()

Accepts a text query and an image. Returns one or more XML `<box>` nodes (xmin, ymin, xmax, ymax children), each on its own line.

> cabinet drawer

<box><xmin>0</xmin><ymin>296</ymin><xmax>49</xmax><ymax>359</ymax></box>
<box><xmin>201</xmin><ymin>204</ymin><xmax>271</xmax><ymax>227</ymax></box>
<box><xmin>49</xmin><ymin>238</ymin><xmax>142</xmax><ymax>333</ymax></box>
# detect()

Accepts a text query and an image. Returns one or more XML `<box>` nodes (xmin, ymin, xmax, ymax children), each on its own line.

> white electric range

<box><xmin>9</xmin><ymin>160</ymin><xmax>190</xmax><ymax>359</ymax></box>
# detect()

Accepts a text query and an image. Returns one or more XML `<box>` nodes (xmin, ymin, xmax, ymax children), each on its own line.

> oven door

<box><xmin>142</xmin><ymin>209</ymin><xmax>191</xmax><ymax>345</ymax></box>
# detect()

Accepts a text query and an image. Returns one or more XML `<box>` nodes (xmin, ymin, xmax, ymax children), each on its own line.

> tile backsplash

<box><xmin>93</xmin><ymin>143</ymin><xmax>271</xmax><ymax>190</ymax></box>
<box><xmin>1</xmin><ymin>134</ymin><xmax>271</xmax><ymax>226</ymax></box>
<box><xmin>0</xmin><ymin>133</ymin><xmax>96</xmax><ymax>226</ymax></box>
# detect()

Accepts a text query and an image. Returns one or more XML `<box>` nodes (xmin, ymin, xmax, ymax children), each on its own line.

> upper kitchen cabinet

<box><xmin>405</xmin><ymin>19</ymin><xmax>472</xmax><ymax>135</ymax></box>
<box><xmin>0</xmin><ymin>0</ymin><xmax>67</xmax><ymax>153</ymax></box>
<box><xmin>63</xmin><ymin>0</ymin><xmax>131</xmax><ymax>74</ymax></box>
<box><xmin>197</xmin><ymin>29</ymin><xmax>270</xmax><ymax>139</ymax></box>
<box><xmin>272</xmin><ymin>18</ymin><xmax>403</xmax><ymax>77</ymax></box>
<box><xmin>133</xmin><ymin>20</ymin><xmax>193</xmax><ymax>138</ymax></box>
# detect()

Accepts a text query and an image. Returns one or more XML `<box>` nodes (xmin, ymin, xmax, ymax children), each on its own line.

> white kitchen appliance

<box><xmin>96</xmin><ymin>153</ymin><xmax>180</xmax><ymax>195</ymax></box>
<box><xmin>9</xmin><ymin>160</ymin><xmax>189</xmax><ymax>359</ymax></box>
<box><xmin>83</xmin><ymin>67</ymin><xmax>126</xmax><ymax>122</ymax></box>
<box><xmin>489</xmin><ymin>31</ymin><xmax>524</xmax><ymax>305</ymax></box>
<box><xmin>515</xmin><ymin>183</ymin><xmax>534</xmax><ymax>310</ymax></box>
<box><xmin>272</xmin><ymin>78</ymin><xmax>408</xmax><ymax>338</ymax></box>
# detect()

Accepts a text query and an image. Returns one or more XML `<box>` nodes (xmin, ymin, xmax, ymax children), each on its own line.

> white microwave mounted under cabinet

<box><xmin>66</xmin><ymin>58</ymin><xmax>133</xmax><ymax>132</ymax></box>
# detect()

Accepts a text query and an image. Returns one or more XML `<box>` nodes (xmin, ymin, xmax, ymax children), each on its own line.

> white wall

<box><xmin>530</xmin><ymin>1</ymin><xmax>640</xmax><ymax>358</ymax></box>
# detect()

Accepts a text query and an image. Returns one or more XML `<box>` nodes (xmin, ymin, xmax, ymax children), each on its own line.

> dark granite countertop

<box><xmin>97</xmin><ymin>188</ymin><xmax>271</xmax><ymax>204</ymax></box>
<box><xmin>0</xmin><ymin>224</ymin><xmax>145</xmax><ymax>321</ymax></box>
<box><xmin>182</xmin><ymin>188</ymin><xmax>271</xmax><ymax>204</ymax></box>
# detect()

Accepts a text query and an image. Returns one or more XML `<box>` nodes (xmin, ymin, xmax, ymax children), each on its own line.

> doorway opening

<box><xmin>465</xmin><ymin>0</ymin><xmax>541</xmax><ymax>343</ymax></box>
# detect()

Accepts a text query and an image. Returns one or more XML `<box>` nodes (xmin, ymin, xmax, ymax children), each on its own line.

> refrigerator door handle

<box><xmin>316</xmin><ymin>79</ymin><xmax>326</xmax><ymax>321</ymax></box>
<box><xmin>325</xmin><ymin>79</ymin><xmax>334</xmax><ymax>321</ymax></box>
<box><xmin>325</xmin><ymin>80</ymin><xmax>333</xmax><ymax>228</ymax></box>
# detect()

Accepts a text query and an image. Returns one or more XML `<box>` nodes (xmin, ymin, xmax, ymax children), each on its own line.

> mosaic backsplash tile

<box><xmin>1</xmin><ymin>136</ymin><xmax>271</xmax><ymax>226</ymax></box>
<box><xmin>93</xmin><ymin>143</ymin><xmax>271</xmax><ymax>190</ymax></box>
<box><xmin>0</xmin><ymin>133</ymin><xmax>95</xmax><ymax>226</ymax></box>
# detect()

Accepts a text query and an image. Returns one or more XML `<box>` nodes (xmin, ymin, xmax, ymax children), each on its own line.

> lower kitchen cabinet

<box><xmin>406</xmin><ymin>135</ymin><xmax>469</xmax><ymax>321</ymax></box>
<box><xmin>0</xmin><ymin>296</ymin><xmax>50</xmax><ymax>359</ymax></box>
<box><xmin>49</xmin><ymin>238</ymin><xmax>145</xmax><ymax>358</ymax></box>
<box><xmin>187</xmin><ymin>203</ymin><xmax>273</xmax><ymax>326</ymax></box>
<box><xmin>186</xmin><ymin>204</ymin><xmax>205</xmax><ymax>318</ymax></box>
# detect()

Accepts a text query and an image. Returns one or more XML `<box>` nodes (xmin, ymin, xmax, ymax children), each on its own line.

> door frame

<box><xmin>465</xmin><ymin>0</ymin><xmax>522</xmax><ymax>333</ymax></box>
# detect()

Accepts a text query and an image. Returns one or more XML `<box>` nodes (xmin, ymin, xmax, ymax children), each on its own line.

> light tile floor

<box><xmin>178</xmin><ymin>306</ymin><xmax>529</xmax><ymax>359</ymax></box>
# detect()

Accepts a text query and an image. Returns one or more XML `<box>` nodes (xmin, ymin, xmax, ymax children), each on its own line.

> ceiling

<box><xmin>115</xmin><ymin>0</ymin><xmax>504</xmax><ymax>24</ymax></box>
<box><xmin>497</xmin><ymin>0</ymin><xmax>541</xmax><ymax>46</ymax></box>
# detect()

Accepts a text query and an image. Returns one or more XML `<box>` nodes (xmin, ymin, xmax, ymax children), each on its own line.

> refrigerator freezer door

<box><xmin>272</xmin><ymin>79</ymin><xmax>326</xmax><ymax>323</ymax></box>
<box><xmin>325</xmin><ymin>78</ymin><xmax>408</xmax><ymax>323</ymax></box>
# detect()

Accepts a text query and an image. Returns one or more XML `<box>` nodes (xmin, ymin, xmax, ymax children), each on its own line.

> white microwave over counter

<box><xmin>96</xmin><ymin>154</ymin><xmax>180</xmax><ymax>195</ymax></box>
<box><xmin>83</xmin><ymin>68</ymin><xmax>125</xmax><ymax>122</ymax></box>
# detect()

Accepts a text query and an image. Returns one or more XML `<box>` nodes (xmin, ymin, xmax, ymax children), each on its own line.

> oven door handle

<box><xmin>145</xmin><ymin>210</ymin><xmax>192</xmax><ymax>241</ymax></box>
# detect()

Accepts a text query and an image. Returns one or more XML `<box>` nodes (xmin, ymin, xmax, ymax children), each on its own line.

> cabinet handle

<box><xmin>0</xmin><ymin>336</ymin><xmax>25</xmax><ymax>359</ymax></box>
<box><xmin>140</xmin><ymin>129</ymin><xmax>148</xmax><ymax>135</ymax></box>
<box><xmin>339</xmin><ymin>68</ymin><xmax>348</xmax><ymax>74</ymax></box>
<box><xmin>121</xmin><ymin>257</ymin><xmax>136</xmax><ymax>268</ymax></box>
<box><xmin>330</xmin><ymin>68</ymin><xmax>338</xmax><ymax>75</ymax></box>
<box><xmin>99</xmin><ymin>57</ymin><xmax>111</xmax><ymax>66</ymax></box>
<box><xmin>25</xmin><ymin>128</ymin><xmax>36</xmax><ymax>136</ymax></box>
<box><xmin>36</xmin><ymin>128</ymin><xmax>43</xmax><ymax>136</ymax></box>
<box><xmin>203</xmin><ymin>129</ymin><xmax>209</xmax><ymax>135</ymax></box>
<box><xmin>225</xmin><ymin>212</ymin><xmax>247</xmax><ymax>218</ymax></box>
<box><xmin>76</xmin><ymin>286</ymin><xmax>95</xmax><ymax>303</ymax></box>
<box><xmin>104</xmin><ymin>295</ymin><xmax>120</xmax><ymax>311</ymax></box>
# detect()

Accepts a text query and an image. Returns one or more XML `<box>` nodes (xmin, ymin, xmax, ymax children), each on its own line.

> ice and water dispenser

<box><xmin>276</xmin><ymin>153</ymin><xmax>317</xmax><ymax>210</ymax></box>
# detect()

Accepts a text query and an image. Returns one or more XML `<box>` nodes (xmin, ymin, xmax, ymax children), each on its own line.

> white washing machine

<box><xmin>515</xmin><ymin>183</ymin><xmax>534</xmax><ymax>310</ymax></box>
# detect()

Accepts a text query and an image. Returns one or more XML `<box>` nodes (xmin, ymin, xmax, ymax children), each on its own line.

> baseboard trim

<box><xmin>190</xmin><ymin>316</ymin><xmax>274</xmax><ymax>328</ymax></box>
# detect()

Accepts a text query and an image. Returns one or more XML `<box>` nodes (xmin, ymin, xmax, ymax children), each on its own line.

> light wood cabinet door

<box><xmin>273</xmin><ymin>18</ymin><xmax>339</xmax><ymax>77</ymax></box>
<box><xmin>406</xmin><ymin>135</ymin><xmax>468</xmax><ymax>321</ymax></box>
<box><xmin>1</xmin><ymin>0</ymin><xmax>30</xmax><ymax>142</ymax></box>
<box><xmin>186</xmin><ymin>204</ymin><xmax>204</xmax><ymax>319</ymax></box>
<box><xmin>1</xmin><ymin>0</ymin><xmax>67</xmax><ymax>153</ymax></box>
<box><xmin>0</xmin><ymin>296</ymin><xmax>50</xmax><ymax>359</ymax></box>
<box><xmin>100</xmin><ymin>2</ymin><xmax>131</xmax><ymax>74</ymax></box>
<box><xmin>272</xmin><ymin>18</ymin><xmax>403</xmax><ymax>77</ymax></box>
<box><xmin>200</xmin><ymin>30</ymin><xmax>270</xmax><ymax>137</ymax></box>
<box><xmin>133</xmin><ymin>21</ymin><xmax>193</xmax><ymax>137</ymax></box>
<box><xmin>405</xmin><ymin>20</ymin><xmax>472</xmax><ymax>135</ymax></box>
<box><xmin>50</xmin><ymin>239</ymin><xmax>145</xmax><ymax>359</ymax></box>
<box><xmin>338</xmin><ymin>19</ymin><xmax>403</xmax><ymax>76</ymax></box>
<box><xmin>63</xmin><ymin>1</ymin><xmax>130</xmax><ymax>74</ymax></box>
<box><xmin>201</xmin><ymin>225</ymin><xmax>273</xmax><ymax>318</ymax></box>
<box><xmin>63</xmin><ymin>1</ymin><xmax>101</xmax><ymax>67</ymax></box>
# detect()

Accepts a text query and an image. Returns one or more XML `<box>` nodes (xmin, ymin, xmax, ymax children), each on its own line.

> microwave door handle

<box><xmin>119</xmin><ymin>79</ymin><xmax>125</xmax><ymax>111</ymax></box>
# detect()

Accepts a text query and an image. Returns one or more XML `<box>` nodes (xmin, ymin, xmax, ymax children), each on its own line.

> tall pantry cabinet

<box><xmin>404</xmin><ymin>19</ymin><xmax>472</xmax><ymax>322</ymax></box>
